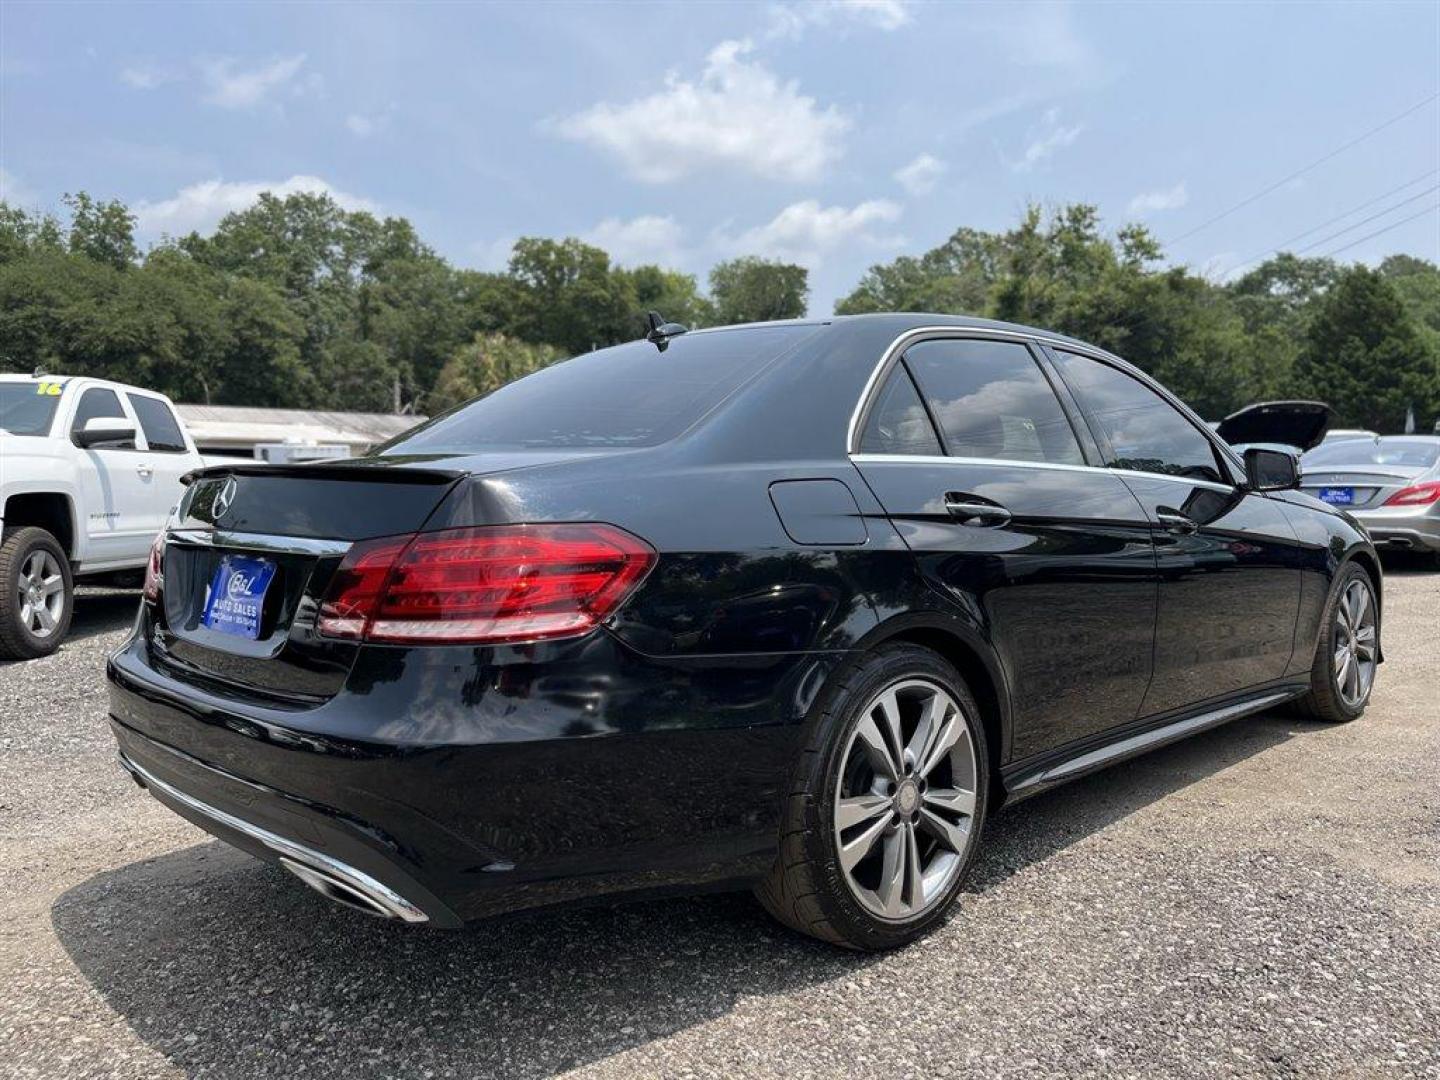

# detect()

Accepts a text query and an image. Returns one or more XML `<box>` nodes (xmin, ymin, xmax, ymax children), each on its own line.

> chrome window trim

<box><xmin>846</xmin><ymin>324</ymin><xmax>1243</xmax><ymax>486</ymax></box>
<box><xmin>850</xmin><ymin>453</ymin><xmax>1238</xmax><ymax>493</ymax></box>
<box><xmin>166</xmin><ymin>529</ymin><xmax>352</xmax><ymax>558</ymax></box>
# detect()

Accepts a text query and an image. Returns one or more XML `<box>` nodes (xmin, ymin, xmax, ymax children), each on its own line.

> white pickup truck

<box><xmin>0</xmin><ymin>374</ymin><xmax>203</xmax><ymax>658</ymax></box>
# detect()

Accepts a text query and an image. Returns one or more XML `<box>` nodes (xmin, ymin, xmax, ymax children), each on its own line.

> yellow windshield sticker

<box><xmin>35</xmin><ymin>381</ymin><xmax>63</xmax><ymax>396</ymax></box>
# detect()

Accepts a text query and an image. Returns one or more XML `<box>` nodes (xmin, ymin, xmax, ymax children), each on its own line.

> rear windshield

<box><xmin>382</xmin><ymin>325</ymin><xmax>816</xmax><ymax>453</ymax></box>
<box><xmin>1303</xmin><ymin>438</ymin><xmax>1440</xmax><ymax>470</ymax></box>
<box><xmin>0</xmin><ymin>383</ymin><xmax>62</xmax><ymax>437</ymax></box>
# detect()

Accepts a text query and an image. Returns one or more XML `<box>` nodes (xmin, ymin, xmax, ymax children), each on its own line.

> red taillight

<box><xmin>317</xmin><ymin>524</ymin><xmax>656</xmax><ymax>645</ymax></box>
<box><xmin>142</xmin><ymin>531</ymin><xmax>165</xmax><ymax>602</ymax></box>
<box><xmin>1383</xmin><ymin>481</ymin><xmax>1440</xmax><ymax>507</ymax></box>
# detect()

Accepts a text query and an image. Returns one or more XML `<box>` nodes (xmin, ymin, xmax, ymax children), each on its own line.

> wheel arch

<box><xmin>1</xmin><ymin>491</ymin><xmax>77</xmax><ymax>560</ymax></box>
<box><xmin>853</xmin><ymin>613</ymin><xmax>1012</xmax><ymax>804</ymax></box>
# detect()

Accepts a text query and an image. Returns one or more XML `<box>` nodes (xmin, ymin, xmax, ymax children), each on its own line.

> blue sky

<box><xmin>2</xmin><ymin>1</ymin><xmax>1437</xmax><ymax>314</ymax></box>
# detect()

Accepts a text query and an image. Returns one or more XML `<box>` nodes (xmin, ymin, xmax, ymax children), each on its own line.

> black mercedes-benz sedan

<box><xmin>106</xmin><ymin>314</ymin><xmax>1382</xmax><ymax>950</ymax></box>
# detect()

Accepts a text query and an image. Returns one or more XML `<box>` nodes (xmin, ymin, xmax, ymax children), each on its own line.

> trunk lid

<box><xmin>150</xmin><ymin>462</ymin><xmax>464</xmax><ymax>704</ymax></box>
<box><xmin>1299</xmin><ymin>466</ymin><xmax>1427</xmax><ymax>510</ymax></box>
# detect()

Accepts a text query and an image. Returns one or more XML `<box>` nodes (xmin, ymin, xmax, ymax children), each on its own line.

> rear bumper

<box><xmin>1352</xmin><ymin>508</ymin><xmax>1440</xmax><ymax>551</ymax></box>
<box><xmin>106</xmin><ymin>628</ymin><xmax>840</xmax><ymax>924</ymax></box>
<box><xmin>116</xmin><ymin>741</ymin><xmax>440</xmax><ymax>924</ymax></box>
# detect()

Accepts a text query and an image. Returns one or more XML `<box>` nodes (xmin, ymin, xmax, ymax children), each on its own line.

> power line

<box><xmin>1222</xmin><ymin>171</ymin><xmax>1440</xmax><ymax>280</ymax></box>
<box><xmin>1250</xmin><ymin>169</ymin><xmax>1436</xmax><ymax>257</ymax></box>
<box><xmin>1294</xmin><ymin>185</ymin><xmax>1440</xmax><ymax>255</ymax></box>
<box><xmin>1316</xmin><ymin>203</ymin><xmax>1440</xmax><ymax>259</ymax></box>
<box><xmin>1165</xmin><ymin>93</ymin><xmax>1439</xmax><ymax>247</ymax></box>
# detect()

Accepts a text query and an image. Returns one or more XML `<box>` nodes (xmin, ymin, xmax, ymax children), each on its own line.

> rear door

<box><xmin>125</xmin><ymin>392</ymin><xmax>195</xmax><ymax>537</ymax></box>
<box><xmin>851</xmin><ymin>333</ymin><xmax>1159</xmax><ymax>761</ymax></box>
<box><xmin>1045</xmin><ymin>347</ymin><xmax>1303</xmax><ymax>716</ymax></box>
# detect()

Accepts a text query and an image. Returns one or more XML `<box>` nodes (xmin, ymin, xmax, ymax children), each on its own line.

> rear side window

<box><xmin>384</xmin><ymin>326</ymin><xmax>817</xmax><ymax>453</ymax></box>
<box><xmin>127</xmin><ymin>394</ymin><xmax>187</xmax><ymax>452</ymax></box>
<box><xmin>904</xmin><ymin>338</ymin><xmax>1084</xmax><ymax>465</ymax></box>
<box><xmin>1051</xmin><ymin>350</ymin><xmax>1225</xmax><ymax>484</ymax></box>
<box><xmin>858</xmin><ymin>366</ymin><xmax>943</xmax><ymax>456</ymax></box>
<box><xmin>70</xmin><ymin>388</ymin><xmax>134</xmax><ymax>449</ymax></box>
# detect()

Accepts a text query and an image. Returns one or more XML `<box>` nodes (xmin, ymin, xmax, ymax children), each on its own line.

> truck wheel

<box><xmin>0</xmin><ymin>527</ymin><xmax>74</xmax><ymax>660</ymax></box>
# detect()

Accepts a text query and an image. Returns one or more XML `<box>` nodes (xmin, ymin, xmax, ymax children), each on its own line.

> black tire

<box><xmin>756</xmin><ymin>643</ymin><xmax>990</xmax><ymax>951</ymax></box>
<box><xmin>0</xmin><ymin>527</ymin><xmax>74</xmax><ymax>660</ymax></box>
<box><xmin>1293</xmin><ymin>561</ymin><xmax>1377</xmax><ymax>723</ymax></box>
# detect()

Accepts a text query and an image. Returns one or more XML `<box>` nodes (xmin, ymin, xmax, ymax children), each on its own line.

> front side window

<box><xmin>858</xmin><ymin>365</ymin><xmax>943</xmax><ymax>456</ymax></box>
<box><xmin>127</xmin><ymin>394</ymin><xmax>187</xmax><ymax>452</ymax></box>
<box><xmin>903</xmin><ymin>338</ymin><xmax>1084</xmax><ymax>466</ymax></box>
<box><xmin>1051</xmin><ymin>350</ymin><xmax>1225</xmax><ymax>484</ymax></box>
<box><xmin>70</xmin><ymin>388</ymin><xmax>134</xmax><ymax>449</ymax></box>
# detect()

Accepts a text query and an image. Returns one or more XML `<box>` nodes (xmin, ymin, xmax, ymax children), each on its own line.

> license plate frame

<box><xmin>201</xmin><ymin>554</ymin><xmax>277</xmax><ymax>640</ymax></box>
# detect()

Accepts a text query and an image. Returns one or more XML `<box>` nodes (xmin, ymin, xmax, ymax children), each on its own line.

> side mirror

<box><xmin>1243</xmin><ymin>446</ymin><xmax>1299</xmax><ymax>492</ymax></box>
<box><xmin>75</xmin><ymin>416</ymin><xmax>137</xmax><ymax>449</ymax></box>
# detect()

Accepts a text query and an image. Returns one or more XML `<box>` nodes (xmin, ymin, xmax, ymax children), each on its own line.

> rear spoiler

<box><xmin>181</xmin><ymin>459</ymin><xmax>467</xmax><ymax>487</ymax></box>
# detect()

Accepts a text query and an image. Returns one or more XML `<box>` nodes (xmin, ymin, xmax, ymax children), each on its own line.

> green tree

<box><xmin>1295</xmin><ymin>266</ymin><xmax>1438</xmax><ymax>431</ymax></box>
<box><xmin>430</xmin><ymin>332</ymin><xmax>564</xmax><ymax>411</ymax></box>
<box><xmin>63</xmin><ymin>192</ymin><xmax>138</xmax><ymax>271</ymax></box>
<box><xmin>708</xmin><ymin>256</ymin><xmax>808</xmax><ymax>324</ymax></box>
<box><xmin>621</xmin><ymin>264</ymin><xmax>715</xmax><ymax>329</ymax></box>
<box><xmin>505</xmin><ymin>237</ymin><xmax>636</xmax><ymax>354</ymax></box>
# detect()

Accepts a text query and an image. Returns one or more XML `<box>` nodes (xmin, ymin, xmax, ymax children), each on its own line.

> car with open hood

<box><xmin>106</xmin><ymin>314</ymin><xmax>1382</xmax><ymax>950</ymax></box>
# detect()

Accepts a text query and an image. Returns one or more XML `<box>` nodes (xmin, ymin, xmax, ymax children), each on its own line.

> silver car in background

<box><xmin>1300</xmin><ymin>436</ymin><xmax>1440</xmax><ymax>560</ymax></box>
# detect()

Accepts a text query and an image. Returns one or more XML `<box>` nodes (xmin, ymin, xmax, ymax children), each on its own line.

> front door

<box><xmin>68</xmin><ymin>386</ymin><xmax>153</xmax><ymax>566</ymax></box>
<box><xmin>1046</xmin><ymin>347</ymin><xmax>1303</xmax><ymax>716</ymax></box>
<box><xmin>851</xmin><ymin>334</ymin><xmax>1159</xmax><ymax>762</ymax></box>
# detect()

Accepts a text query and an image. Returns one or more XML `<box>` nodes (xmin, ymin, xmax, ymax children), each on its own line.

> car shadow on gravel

<box><xmin>51</xmin><ymin>708</ymin><xmax>1322</xmax><ymax>1079</ymax></box>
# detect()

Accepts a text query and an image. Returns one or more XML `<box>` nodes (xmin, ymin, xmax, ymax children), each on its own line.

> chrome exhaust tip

<box><xmin>278</xmin><ymin>856</ymin><xmax>406</xmax><ymax>920</ymax></box>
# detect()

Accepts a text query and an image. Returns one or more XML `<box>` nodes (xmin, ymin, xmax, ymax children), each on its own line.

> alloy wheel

<box><xmin>832</xmin><ymin>678</ymin><xmax>979</xmax><ymax>921</ymax></box>
<box><xmin>1333</xmin><ymin>578</ymin><xmax>1377</xmax><ymax>708</ymax></box>
<box><xmin>17</xmin><ymin>550</ymin><xmax>65</xmax><ymax>639</ymax></box>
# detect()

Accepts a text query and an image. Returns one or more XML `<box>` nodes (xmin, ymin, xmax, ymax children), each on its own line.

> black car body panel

<box><xmin>106</xmin><ymin>314</ymin><xmax>1381</xmax><ymax>926</ymax></box>
<box><xmin>1214</xmin><ymin>400</ymin><xmax>1333</xmax><ymax>452</ymax></box>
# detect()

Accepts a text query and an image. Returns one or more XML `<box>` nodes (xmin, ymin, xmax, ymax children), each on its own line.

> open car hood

<box><xmin>1215</xmin><ymin>400</ymin><xmax>1332</xmax><ymax>452</ymax></box>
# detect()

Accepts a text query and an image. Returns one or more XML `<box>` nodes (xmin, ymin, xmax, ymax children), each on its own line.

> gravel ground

<box><xmin>1</xmin><ymin>568</ymin><xmax>1437</xmax><ymax>1080</ymax></box>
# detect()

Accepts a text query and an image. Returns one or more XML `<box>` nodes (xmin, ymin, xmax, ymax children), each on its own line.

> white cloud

<box><xmin>198</xmin><ymin>54</ymin><xmax>307</xmax><ymax>109</ymax></box>
<box><xmin>0</xmin><ymin>167</ymin><xmax>36</xmax><ymax>207</ymax></box>
<box><xmin>119</xmin><ymin>64</ymin><xmax>179</xmax><ymax>90</ymax></box>
<box><xmin>719</xmin><ymin>198</ymin><xmax>902</xmax><ymax>266</ymax></box>
<box><xmin>585</xmin><ymin>215</ymin><xmax>686</xmax><ymax>266</ymax></box>
<box><xmin>1127</xmin><ymin>182</ymin><xmax>1189</xmax><ymax>217</ymax></box>
<box><xmin>766</xmin><ymin>0</ymin><xmax>913</xmax><ymax>39</ymax></box>
<box><xmin>344</xmin><ymin>103</ymin><xmax>396</xmax><ymax>138</ymax></box>
<box><xmin>894</xmin><ymin>152</ymin><xmax>946</xmax><ymax>196</ymax></box>
<box><xmin>133</xmin><ymin>175</ymin><xmax>377</xmax><ymax>237</ymax></box>
<box><xmin>1009</xmin><ymin>108</ymin><xmax>1082</xmax><ymax>172</ymax></box>
<box><xmin>552</xmin><ymin>39</ymin><xmax>849</xmax><ymax>183</ymax></box>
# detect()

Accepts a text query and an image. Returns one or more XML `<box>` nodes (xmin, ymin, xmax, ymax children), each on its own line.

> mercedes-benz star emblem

<box><xmin>213</xmin><ymin>476</ymin><xmax>238</xmax><ymax>519</ymax></box>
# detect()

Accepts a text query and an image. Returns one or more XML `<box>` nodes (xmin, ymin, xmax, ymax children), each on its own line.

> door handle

<box><xmin>1156</xmin><ymin>507</ymin><xmax>1197</xmax><ymax>534</ymax></box>
<box><xmin>136</xmin><ymin>463</ymin><xmax>154</xmax><ymax>480</ymax></box>
<box><xmin>944</xmin><ymin>496</ymin><xmax>1012</xmax><ymax>527</ymax></box>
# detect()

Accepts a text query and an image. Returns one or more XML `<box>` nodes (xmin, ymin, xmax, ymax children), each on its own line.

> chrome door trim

<box><xmin>850</xmin><ymin>453</ymin><xmax>1238</xmax><ymax>494</ymax></box>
